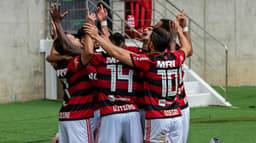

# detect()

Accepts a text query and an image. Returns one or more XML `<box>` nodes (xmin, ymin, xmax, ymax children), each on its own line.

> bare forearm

<box><xmin>101</xmin><ymin>25</ymin><xmax>110</xmax><ymax>38</ymax></box>
<box><xmin>183</xmin><ymin>31</ymin><xmax>193</xmax><ymax>56</ymax></box>
<box><xmin>178</xmin><ymin>30</ymin><xmax>191</xmax><ymax>57</ymax></box>
<box><xmin>54</xmin><ymin>21</ymin><xmax>82</xmax><ymax>56</ymax></box>
<box><xmin>95</xmin><ymin>35</ymin><xmax>134</xmax><ymax>67</ymax></box>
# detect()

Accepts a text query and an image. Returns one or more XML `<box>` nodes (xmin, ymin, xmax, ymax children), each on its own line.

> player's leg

<box><xmin>144</xmin><ymin>118</ymin><xmax>170</xmax><ymax>143</ymax></box>
<box><xmin>181</xmin><ymin>106</ymin><xmax>190</xmax><ymax>143</ymax></box>
<box><xmin>95</xmin><ymin>114</ymin><xmax>123</xmax><ymax>143</ymax></box>
<box><xmin>59</xmin><ymin>119</ymin><xmax>93</xmax><ymax>143</ymax></box>
<box><xmin>167</xmin><ymin>116</ymin><xmax>183</xmax><ymax>143</ymax></box>
<box><xmin>122</xmin><ymin>111</ymin><xmax>143</xmax><ymax>143</ymax></box>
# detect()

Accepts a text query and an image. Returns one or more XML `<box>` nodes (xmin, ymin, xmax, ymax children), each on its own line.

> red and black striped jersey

<box><xmin>126</xmin><ymin>46</ymin><xmax>149</xmax><ymax>108</ymax></box>
<box><xmin>55</xmin><ymin>55</ymin><xmax>96</xmax><ymax>121</ymax></box>
<box><xmin>172</xmin><ymin>44</ymin><xmax>188</xmax><ymax>109</ymax></box>
<box><xmin>130</xmin><ymin>50</ymin><xmax>185</xmax><ymax>119</ymax></box>
<box><xmin>89</xmin><ymin>52</ymin><xmax>141</xmax><ymax>116</ymax></box>
<box><xmin>178</xmin><ymin>64</ymin><xmax>188</xmax><ymax>109</ymax></box>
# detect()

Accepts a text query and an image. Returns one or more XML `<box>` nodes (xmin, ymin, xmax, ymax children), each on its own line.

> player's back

<box><xmin>130</xmin><ymin>50</ymin><xmax>185</xmax><ymax>119</ymax></box>
<box><xmin>55</xmin><ymin>56</ymin><xmax>95</xmax><ymax>121</ymax></box>
<box><xmin>90</xmin><ymin>52</ymin><xmax>141</xmax><ymax>116</ymax></box>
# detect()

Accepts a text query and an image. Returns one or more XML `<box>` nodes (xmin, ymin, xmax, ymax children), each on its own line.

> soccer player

<box><xmin>91</xmin><ymin>5</ymin><xmax>143</xmax><ymax>143</ymax></box>
<box><xmin>48</xmin><ymin>4</ymin><xmax>96</xmax><ymax>143</ymax></box>
<box><xmin>84</xmin><ymin>19</ymin><xmax>192</xmax><ymax>143</ymax></box>
<box><xmin>155</xmin><ymin>10</ymin><xmax>192</xmax><ymax>143</ymax></box>
<box><xmin>90</xmin><ymin>16</ymin><xmax>143</xmax><ymax>143</ymax></box>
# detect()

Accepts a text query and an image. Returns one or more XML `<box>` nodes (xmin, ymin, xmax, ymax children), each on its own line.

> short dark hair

<box><xmin>109</xmin><ymin>32</ymin><xmax>125</xmax><ymax>47</ymax></box>
<box><xmin>74</xmin><ymin>27</ymin><xmax>86</xmax><ymax>40</ymax></box>
<box><xmin>160</xmin><ymin>19</ymin><xmax>171</xmax><ymax>31</ymax></box>
<box><xmin>159</xmin><ymin>19</ymin><xmax>176</xmax><ymax>42</ymax></box>
<box><xmin>150</xmin><ymin>27</ymin><xmax>171</xmax><ymax>52</ymax></box>
<box><xmin>54</xmin><ymin>39</ymin><xmax>65</xmax><ymax>55</ymax></box>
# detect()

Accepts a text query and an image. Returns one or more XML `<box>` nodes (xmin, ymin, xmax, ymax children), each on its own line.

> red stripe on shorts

<box><xmin>95</xmin><ymin>118</ymin><xmax>102</xmax><ymax>143</ymax></box>
<box><xmin>86</xmin><ymin>119</ymin><xmax>92</xmax><ymax>143</ymax></box>
<box><xmin>145</xmin><ymin>120</ymin><xmax>151</xmax><ymax>141</ymax></box>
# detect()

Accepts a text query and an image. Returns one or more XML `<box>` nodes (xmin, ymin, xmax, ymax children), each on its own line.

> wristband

<box><xmin>182</xmin><ymin>26</ymin><xmax>188</xmax><ymax>32</ymax></box>
<box><xmin>101</xmin><ymin>21</ymin><xmax>107</xmax><ymax>26</ymax></box>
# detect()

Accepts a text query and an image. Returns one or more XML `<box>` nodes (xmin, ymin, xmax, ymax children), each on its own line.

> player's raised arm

<box><xmin>46</xmin><ymin>41</ymin><xmax>72</xmax><ymax>65</ymax></box>
<box><xmin>46</xmin><ymin>21</ymin><xmax>72</xmax><ymax>65</ymax></box>
<box><xmin>96</xmin><ymin>4</ymin><xmax>110</xmax><ymax>38</ymax></box>
<box><xmin>173</xmin><ymin>20</ymin><xmax>192</xmax><ymax>58</ymax></box>
<box><xmin>49</xmin><ymin>3</ymin><xmax>82</xmax><ymax>56</ymax></box>
<box><xmin>80</xmin><ymin>10</ymin><xmax>96</xmax><ymax>65</ymax></box>
<box><xmin>84</xmin><ymin>23</ymin><xmax>134</xmax><ymax>67</ymax></box>
<box><xmin>176</xmin><ymin>9</ymin><xmax>193</xmax><ymax>56</ymax></box>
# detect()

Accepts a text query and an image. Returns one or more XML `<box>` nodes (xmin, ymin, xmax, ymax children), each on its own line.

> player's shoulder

<box><xmin>126</xmin><ymin>46</ymin><xmax>142</xmax><ymax>53</ymax></box>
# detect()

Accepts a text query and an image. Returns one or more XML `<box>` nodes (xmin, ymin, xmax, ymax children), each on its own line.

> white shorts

<box><xmin>95</xmin><ymin>111</ymin><xmax>143</xmax><ymax>143</ymax></box>
<box><xmin>91</xmin><ymin>109</ymin><xmax>101</xmax><ymax>138</ymax></box>
<box><xmin>181</xmin><ymin>106</ymin><xmax>190</xmax><ymax>143</ymax></box>
<box><xmin>59</xmin><ymin>119</ymin><xmax>93</xmax><ymax>143</ymax></box>
<box><xmin>144</xmin><ymin>117</ymin><xmax>182</xmax><ymax>143</ymax></box>
<box><xmin>139</xmin><ymin>109</ymin><xmax>146</xmax><ymax>135</ymax></box>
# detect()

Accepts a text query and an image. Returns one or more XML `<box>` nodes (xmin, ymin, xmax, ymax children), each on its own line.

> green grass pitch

<box><xmin>0</xmin><ymin>86</ymin><xmax>255</xmax><ymax>143</ymax></box>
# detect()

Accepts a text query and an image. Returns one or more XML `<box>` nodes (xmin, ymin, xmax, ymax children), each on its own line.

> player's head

<box><xmin>76</xmin><ymin>26</ymin><xmax>99</xmax><ymax>50</ymax></box>
<box><xmin>155</xmin><ymin>19</ymin><xmax>171</xmax><ymax>31</ymax></box>
<box><xmin>109</xmin><ymin>32</ymin><xmax>125</xmax><ymax>48</ymax></box>
<box><xmin>75</xmin><ymin>27</ymin><xmax>87</xmax><ymax>47</ymax></box>
<box><xmin>141</xmin><ymin>26</ymin><xmax>154</xmax><ymax>41</ymax></box>
<box><xmin>149</xmin><ymin>27</ymin><xmax>171</xmax><ymax>52</ymax></box>
<box><xmin>75</xmin><ymin>27</ymin><xmax>85</xmax><ymax>40</ymax></box>
<box><xmin>155</xmin><ymin>19</ymin><xmax>178</xmax><ymax>52</ymax></box>
<box><xmin>54</xmin><ymin>33</ymin><xmax>82</xmax><ymax>55</ymax></box>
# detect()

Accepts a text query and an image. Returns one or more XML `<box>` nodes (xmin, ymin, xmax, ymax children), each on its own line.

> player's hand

<box><xmin>176</xmin><ymin>9</ymin><xmax>187</xmax><ymax>28</ymax></box>
<box><xmin>49</xmin><ymin>3</ymin><xmax>68</xmax><ymax>23</ymax></box>
<box><xmin>83</xmin><ymin>23</ymin><xmax>99</xmax><ymax>40</ymax></box>
<box><xmin>51</xmin><ymin>21</ymin><xmax>58</xmax><ymax>40</ymax></box>
<box><xmin>96</xmin><ymin>4</ymin><xmax>108</xmax><ymax>22</ymax></box>
<box><xmin>86</xmin><ymin>8</ymin><xmax>97</xmax><ymax>24</ymax></box>
<box><xmin>173</xmin><ymin>20</ymin><xmax>181</xmax><ymax>34</ymax></box>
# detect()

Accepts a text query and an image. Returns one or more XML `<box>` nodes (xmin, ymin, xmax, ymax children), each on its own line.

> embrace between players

<box><xmin>48</xmin><ymin>2</ymin><xmax>192</xmax><ymax>143</ymax></box>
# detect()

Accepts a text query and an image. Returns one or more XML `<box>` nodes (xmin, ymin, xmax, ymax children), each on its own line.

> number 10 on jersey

<box><xmin>157</xmin><ymin>69</ymin><xmax>178</xmax><ymax>98</ymax></box>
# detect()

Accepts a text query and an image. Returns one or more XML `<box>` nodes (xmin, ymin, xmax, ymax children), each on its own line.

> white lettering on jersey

<box><xmin>134</xmin><ymin>57</ymin><xmax>149</xmax><ymax>61</ymax></box>
<box><xmin>156</xmin><ymin>60</ymin><xmax>176</xmax><ymax>68</ymax></box>
<box><xmin>106</xmin><ymin>57</ymin><xmax>119</xmax><ymax>64</ymax></box>
<box><xmin>108</xmin><ymin>95</ymin><xmax>131</xmax><ymax>102</ymax></box>
<box><xmin>59</xmin><ymin>112</ymin><xmax>70</xmax><ymax>119</ymax></box>
<box><xmin>164</xmin><ymin>109</ymin><xmax>179</xmax><ymax>116</ymax></box>
<box><xmin>88</xmin><ymin>73</ymin><xmax>97</xmax><ymax>80</ymax></box>
<box><xmin>56</xmin><ymin>68</ymin><xmax>68</xmax><ymax>77</ymax></box>
<box><xmin>113</xmin><ymin>104</ymin><xmax>136</xmax><ymax>112</ymax></box>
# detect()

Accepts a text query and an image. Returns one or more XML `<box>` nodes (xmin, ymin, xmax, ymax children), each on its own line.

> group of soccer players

<box><xmin>47</xmin><ymin>2</ymin><xmax>192</xmax><ymax>143</ymax></box>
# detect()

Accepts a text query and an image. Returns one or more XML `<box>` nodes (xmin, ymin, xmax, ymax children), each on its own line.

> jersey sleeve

<box><xmin>173</xmin><ymin>50</ymin><xmax>186</xmax><ymax>66</ymax></box>
<box><xmin>130</xmin><ymin>53</ymin><xmax>151</xmax><ymax>71</ymax></box>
